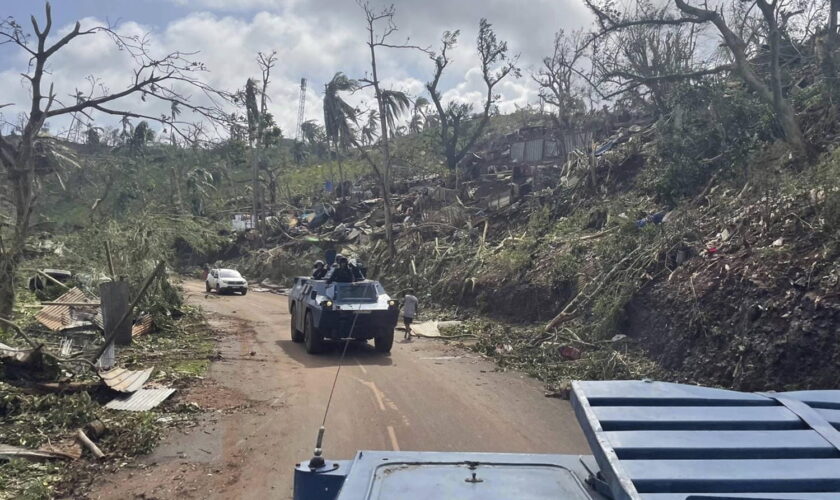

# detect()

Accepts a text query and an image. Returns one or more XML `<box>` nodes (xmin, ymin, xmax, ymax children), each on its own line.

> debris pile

<box><xmin>239</xmin><ymin>102</ymin><xmax>840</xmax><ymax>393</ymax></box>
<box><xmin>0</xmin><ymin>261</ymin><xmax>210</xmax><ymax>498</ymax></box>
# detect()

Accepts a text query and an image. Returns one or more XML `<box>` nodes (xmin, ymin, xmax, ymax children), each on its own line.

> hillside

<box><xmin>224</xmin><ymin>86</ymin><xmax>840</xmax><ymax>393</ymax></box>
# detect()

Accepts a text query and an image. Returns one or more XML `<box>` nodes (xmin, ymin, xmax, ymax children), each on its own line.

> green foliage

<box><xmin>0</xmin><ymin>460</ymin><xmax>63</xmax><ymax>500</ymax></box>
<box><xmin>0</xmin><ymin>386</ymin><xmax>99</xmax><ymax>448</ymax></box>
<box><xmin>650</xmin><ymin>83</ymin><xmax>772</xmax><ymax>204</ymax></box>
<box><xmin>130</xmin><ymin>121</ymin><xmax>155</xmax><ymax>150</ymax></box>
<box><xmin>100</xmin><ymin>412</ymin><xmax>163</xmax><ymax>456</ymax></box>
<box><xmin>550</xmin><ymin>252</ymin><xmax>580</xmax><ymax>283</ymax></box>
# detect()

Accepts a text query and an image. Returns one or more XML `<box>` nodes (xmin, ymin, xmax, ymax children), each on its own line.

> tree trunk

<box><xmin>368</xmin><ymin>35</ymin><xmax>395</xmax><ymax>257</ymax></box>
<box><xmin>171</xmin><ymin>167</ymin><xmax>184</xmax><ymax>213</ymax></box>
<box><xmin>756</xmin><ymin>0</ymin><xmax>808</xmax><ymax>157</ymax></box>
<box><xmin>0</xmin><ymin>252</ymin><xmax>17</xmax><ymax>321</ymax></box>
<box><xmin>674</xmin><ymin>0</ymin><xmax>808</xmax><ymax>156</ymax></box>
<box><xmin>251</xmin><ymin>146</ymin><xmax>259</xmax><ymax>231</ymax></box>
<box><xmin>337</xmin><ymin>147</ymin><xmax>345</xmax><ymax>199</ymax></box>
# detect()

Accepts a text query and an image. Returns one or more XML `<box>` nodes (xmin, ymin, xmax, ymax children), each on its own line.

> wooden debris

<box><xmin>0</xmin><ymin>444</ymin><xmax>79</xmax><ymax>461</ymax></box>
<box><xmin>131</xmin><ymin>314</ymin><xmax>154</xmax><ymax>337</ymax></box>
<box><xmin>76</xmin><ymin>429</ymin><xmax>105</xmax><ymax>459</ymax></box>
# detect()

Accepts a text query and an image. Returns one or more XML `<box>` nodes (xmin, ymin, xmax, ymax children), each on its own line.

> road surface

<box><xmin>90</xmin><ymin>279</ymin><xmax>589</xmax><ymax>499</ymax></box>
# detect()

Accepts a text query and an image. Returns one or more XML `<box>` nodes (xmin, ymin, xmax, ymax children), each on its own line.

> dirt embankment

<box><xmin>630</xmin><ymin>245</ymin><xmax>840</xmax><ymax>391</ymax></box>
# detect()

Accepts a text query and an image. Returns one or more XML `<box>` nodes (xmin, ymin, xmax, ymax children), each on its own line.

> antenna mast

<box><xmin>295</xmin><ymin>77</ymin><xmax>307</xmax><ymax>141</ymax></box>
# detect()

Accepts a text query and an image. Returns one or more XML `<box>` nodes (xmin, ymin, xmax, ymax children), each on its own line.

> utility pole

<box><xmin>296</xmin><ymin>78</ymin><xmax>307</xmax><ymax>141</ymax></box>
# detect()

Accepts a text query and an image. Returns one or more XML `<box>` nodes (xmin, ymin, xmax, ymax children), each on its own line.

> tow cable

<box><xmin>308</xmin><ymin>307</ymin><xmax>361</xmax><ymax>469</ymax></box>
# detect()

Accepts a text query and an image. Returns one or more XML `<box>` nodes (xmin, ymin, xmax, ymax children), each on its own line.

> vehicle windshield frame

<box><xmin>219</xmin><ymin>270</ymin><xmax>242</xmax><ymax>279</ymax></box>
<box><xmin>333</xmin><ymin>282</ymin><xmax>378</xmax><ymax>302</ymax></box>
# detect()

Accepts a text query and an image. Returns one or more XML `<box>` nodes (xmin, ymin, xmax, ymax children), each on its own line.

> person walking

<box><xmin>402</xmin><ymin>290</ymin><xmax>419</xmax><ymax>341</ymax></box>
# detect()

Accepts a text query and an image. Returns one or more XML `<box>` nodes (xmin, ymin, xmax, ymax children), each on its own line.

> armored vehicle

<box><xmin>288</xmin><ymin>277</ymin><xmax>399</xmax><ymax>354</ymax></box>
<box><xmin>293</xmin><ymin>379</ymin><xmax>840</xmax><ymax>500</ymax></box>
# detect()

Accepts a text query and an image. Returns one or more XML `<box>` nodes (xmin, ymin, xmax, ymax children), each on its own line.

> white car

<box><xmin>206</xmin><ymin>268</ymin><xmax>248</xmax><ymax>295</ymax></box>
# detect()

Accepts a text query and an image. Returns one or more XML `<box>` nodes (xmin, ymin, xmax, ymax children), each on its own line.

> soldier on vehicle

<box><xmin>326</xmin><ymin>255</ymin><xmax>355</xmax><ymax>283</ymax></box>
<box><xmin>312</xmin><ymin>260</ymin><xmax>327</xmax><ymax>280</ymax></box>
<box><xmin>351</xmin><ymin>259</ymin><xmax>367</xmax><ymax>281</ymax></box>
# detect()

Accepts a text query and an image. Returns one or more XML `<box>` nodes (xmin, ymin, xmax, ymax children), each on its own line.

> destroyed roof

<box><xmin>35</xmin><ymin>287</ymin><xmax>102</xmax><ymax>331</ymax></box>
<box><xmin>131</xmin><ymin>315</ymin><xmax>154</xmax><ymax>337</ymax></box>
<box><xmin>99</xmin><ymin>367</ymin><xmax>154</xmax><ymax>393</ymax></box>
<box><xmin>105</xmin><ymin>388</ymin><xmax>175</xmax><ymax>411</ymax></box>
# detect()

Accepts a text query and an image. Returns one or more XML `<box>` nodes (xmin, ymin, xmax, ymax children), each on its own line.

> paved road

<box><xmin>91</xmin><ymin>279</ymin><xmax>588</xmax><ymax>499</ymax></box>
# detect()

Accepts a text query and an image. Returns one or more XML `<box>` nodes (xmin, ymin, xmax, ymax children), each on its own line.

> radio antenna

<box><xmin>308</xmin><ymin>310</ymin><xmax>360</xmax><ymax>469</ymax></box>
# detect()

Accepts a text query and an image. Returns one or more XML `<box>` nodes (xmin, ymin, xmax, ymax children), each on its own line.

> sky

<box><xmin>0</xmin><ymin>0</ymin><xmax>593</xmax><ymax>140</ymax></box>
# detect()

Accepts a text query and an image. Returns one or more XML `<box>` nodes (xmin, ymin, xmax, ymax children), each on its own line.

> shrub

<box><xmin>651</xmin><ymin>83</ymin><xmax>771</xmax><ymax>204</ymax></box>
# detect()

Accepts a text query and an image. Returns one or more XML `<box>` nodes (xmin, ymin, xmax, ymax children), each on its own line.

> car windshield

<box><xmin>334</xmin><ymin>283</ymin><xmax>377</xmax><ymax>302</ymax></box>
<box><xmin>220</xmin><ymin>270</ymin><xmax>242</xmax><ymax>279</ymax></box>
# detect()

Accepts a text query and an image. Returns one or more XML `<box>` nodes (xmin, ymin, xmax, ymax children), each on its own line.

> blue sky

<box><xmin>1</xmin><ymin>0</ymin><xmax>593</xmax><ymax>139</ymax></box>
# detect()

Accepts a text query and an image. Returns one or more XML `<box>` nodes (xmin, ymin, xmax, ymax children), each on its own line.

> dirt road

<box><xmin>90</xmin><ymin>279</ymin><xmax>588</xmax><ymax>499</ymax></box>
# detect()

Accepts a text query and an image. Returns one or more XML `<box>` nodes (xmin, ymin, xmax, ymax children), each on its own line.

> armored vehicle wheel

<box><xmin>304</xmin><ymin>312</ymin><xmax>325</xmax><ymax>354</ymax></box>
<box><xmin>374</xmin><ymin>329</ymin><xmax>394</xmax><ymax>353</ymax></box>
<box><xmin>290</xmin><ymin>307</ymin><xmax>304</xmax><ymax>342</ymax></box>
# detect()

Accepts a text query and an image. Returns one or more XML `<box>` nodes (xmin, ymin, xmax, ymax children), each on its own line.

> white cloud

<box><xmin>169</xmin><ymin>0</ymin><xmax>295</xmax><ymax>10</ymax></box>
<box><xmin>1</xmin><ymin>1</ymin><xmax>592</xmax><ymax>139</ymax></box>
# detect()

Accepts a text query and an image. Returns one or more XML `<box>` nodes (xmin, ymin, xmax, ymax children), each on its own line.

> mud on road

<box><xmin>88</xmin><ymin>280</ymin><xmax>588</xmax><ymax>499</ymax></box>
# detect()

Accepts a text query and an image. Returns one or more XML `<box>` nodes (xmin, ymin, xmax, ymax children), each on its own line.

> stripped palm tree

<box><xmin>300</xmin><ymin>120</ymin><xmax>323</xmax><ymax>147</ymax></box>
<box><xmin>410</xmin><ymin>96</ymin><xmax>432</xmax><ymax>133</ymax></box>
<box><xmin>361</xmin><ymin>110</ymin><xmax>379</xmax><ymax>146</ymax></box>
<box><xmin>408</xmin><ymin>113</ymin><xmax>424</xmax><ymax>134</ymax></box>
<box><xmin>380</xmin><ymin>89</ymin><xmax>410</xmax><ymax>138</ymax></box>
<box><xmin>185</xmin><ymin>167</ymin><xmax>216</xmax><ymax>215</ymax></box>
<box><xmin>323</xmin><ymin>73</ymin><xmax>359</xmax><ymax>195</ymax></box>
<box><xmin>414</xmin><ymin>97</ymin><xmax>430</xmax><ymax>118</ymax></box>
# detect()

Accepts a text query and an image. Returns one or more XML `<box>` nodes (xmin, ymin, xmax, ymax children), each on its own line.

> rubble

<box><xmin>35</xmin><ymin>287</ymin><xmax>102</xmax><ymax>332</ymax></box>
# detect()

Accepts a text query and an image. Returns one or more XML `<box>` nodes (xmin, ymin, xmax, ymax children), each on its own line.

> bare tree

<box><xmin>586</xmin><ymin>0</ymin><xmax>809</xmax><ymax>155</ymax></box>
<box><xmin>243</xmin><ymin>50</ymin><xmax>278</xmax><ymax>230</ymax></box>
<box><xmin>426</xmin><ymin>19</ymin><xmax>520</xmax><ymax>172</ymax></box>
<box><xmin>534</xmin><ymin>29</ymin><xmax>591</xmax><ymax>127</ymax></box>
<box><xmin>0</xmin><ymin>3</ymin><xmax>228</xmax><ymax>318</ymax></box>
<box><xmin>357</xmin><ymin>2</ymin><xmax>428</xmax><ymax>256</ymax></box>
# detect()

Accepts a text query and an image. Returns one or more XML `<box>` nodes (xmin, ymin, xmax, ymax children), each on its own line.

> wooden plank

<box><xmin>604</xmin><ymin>430</ymin><xmax>838</xmax><ymax>459</ymax></box>
<box><xmin>593</xmin><ymin>406</ymin><xmax>840</xmax><ymax>431</ymax></box>
<box><xmin>624</xmin><ymin>459</ymin><xmax>840</xmax><ymax>493</ymax></box>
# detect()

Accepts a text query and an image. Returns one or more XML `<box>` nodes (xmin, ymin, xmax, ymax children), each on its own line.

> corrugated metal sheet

<box><xmin>571</xmin><ymin>380</ymin><xmax>840</xmax><ymax>500</ymax></box>
<box><xmin>98</xmin><ymin>367</ymin><xmax>153</xmax><ymax>392</ymax></box>
<box><xmin>524</xmin><ymin>139</ymin><xmax>544</xmax><ymax>162</ymax></box>
<box><xmin>131</xmin><ymin>315</ymin><xmax>154</xmax><ymax>337</ymax></box>
<box><xmin>105</xmin><ymin>388</ymin><xmax>175</xmax><ymax>411</ymax></box>
<box><xmin>544</xmin><ymin>140</ymin><xmax>559</xmax><ymax>158</ymax></box>
<box><xmin>510</xmin><ymin>142</ymin><xmax>525</xmax><ymax>161</ymax></box>
<box><xmin>35</xmin><ymin>288</ymin><xmax>100</xmax><ymax>331</ymax></box>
